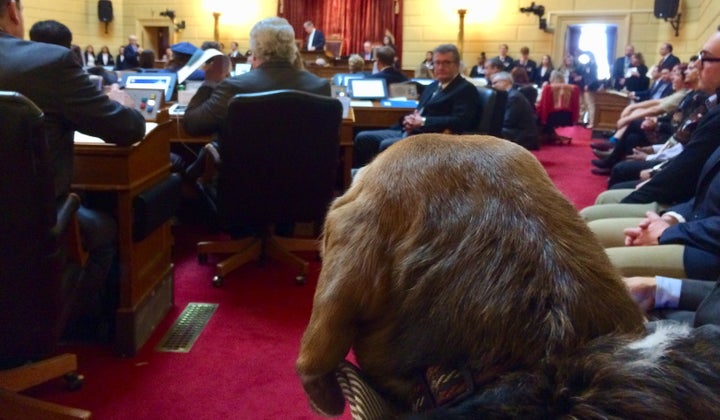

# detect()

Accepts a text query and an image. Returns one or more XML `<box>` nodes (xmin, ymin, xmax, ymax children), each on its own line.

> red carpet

<box><xmin>29</xmin><ymin>126</ymin><xmax>602</xmax><ymax>419</ymax></box>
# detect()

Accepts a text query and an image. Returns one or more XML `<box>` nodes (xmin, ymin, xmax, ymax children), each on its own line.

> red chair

<box><xmin>537</xmin><ymin>83</ymin><xmax>580</xmax><ymax>145</ymax></box>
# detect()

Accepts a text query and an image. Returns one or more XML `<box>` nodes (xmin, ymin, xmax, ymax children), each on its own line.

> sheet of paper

<box><xmin>176</xmin><ymin>48</ymin><xmax>224</xmax><ymax>84</ymax></box>
<box><xmin>350</xmin><ymin>100</ymin><xmax>374</xmax><ymax>107</ymax></box>
<box><xmin>74</xmin><ymin>122</ymin><xmax>157</xmax><ymax>143</ymax></box>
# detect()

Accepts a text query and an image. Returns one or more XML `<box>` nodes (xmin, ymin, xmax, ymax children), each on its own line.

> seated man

<box><xmin>183</xmin><ymin>17</ymin><xmax>329</xmax><ymax>143</ymax></box>
<box><xmin>0</xmin><ymin>8</ymin><xmax>147</xmax><ymax>339</ymax></box>
<box><xmin>367</xmin><ymin>46</ymin><xmax>407</xmax><ymax>85</ymax></box>
<box><xmin>353</xmin><ymin>44</ymin><xmax>480</xmax><ymax>167</ymax></box>
<box><xmin>587</xmin><ymin>134</ymin><xmax>720</xmax><ymax>281</ymax></box>
<box><xmin>579</xmin><ymin>33</ymin><xmax>720</xmax><ymax>222</ymax></box>
<box><xmin>490</xmin><ymin>71</ymin><xmax>538</xmax><ymax>150</ymax></box>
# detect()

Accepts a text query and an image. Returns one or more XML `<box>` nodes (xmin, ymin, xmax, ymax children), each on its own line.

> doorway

<box><xmin>142</xmin><ymin>26</ymin><xmax>171</xmax><ymax>62</ymax></box>
<box><xmin>566</xmin><ymin>24</ymin><xmax>616</xmax><ymax>80</ymax></box>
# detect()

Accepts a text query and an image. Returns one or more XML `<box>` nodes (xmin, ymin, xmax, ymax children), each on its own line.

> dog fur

<box><xmin>296</xmin><ymin>134</ymin><xmax>646</xmax><ymax>416</ymax></box>
<box><xmin>412</xmin><ymin>322</ymin><xmax>720</xmax><ymax>419</ymax></box>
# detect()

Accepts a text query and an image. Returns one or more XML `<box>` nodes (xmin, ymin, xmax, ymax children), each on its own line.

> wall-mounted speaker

<box><xmin>654</xmin><ymin>0</ymin><xmax>679</xmax><ymax>19</ymax></box>
<box><xmin>98</xmin><ymin>0</ymin><xmax>113</xmax><ymax>23</ymax></box>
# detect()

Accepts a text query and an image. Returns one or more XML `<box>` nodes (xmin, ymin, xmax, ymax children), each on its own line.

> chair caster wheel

<box><xmin>64</xmin><ymin>372</ymin><xmax>84</xmax><ymax>391</ymax></box>
<box><xmin>198</xmin><ymin>254</ymin><xmax>207</xmax><ymax>264</ymax></box>
<box><xmin>212</xmin><ymin>276</ymin><xmax>223</xmax><ymax>287</ymax></box>
<box><xmin>295</xmin><ymin>275</ymin><xmax>306</xmax><ymax>285</ymax></box>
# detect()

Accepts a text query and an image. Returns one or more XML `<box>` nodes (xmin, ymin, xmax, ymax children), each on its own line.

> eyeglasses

<box><xmin>432</xmin><ymin>60</ymin><xmax>456</xmax><ymax>67</ymax></box>
<box><xmin>698</xmin><ymin>50</ymin><xmax>720</xmax><ymax>66</ymax></box>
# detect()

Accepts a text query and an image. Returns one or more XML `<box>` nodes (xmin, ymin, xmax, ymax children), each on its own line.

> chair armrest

<box><xmin>52</xmin><ymin>193</ymin><xmax>80</xmax><ymax>239</ymax></box>
<box><xmin>52</xmin><ymin>193</ymin><xmax>86</xmax><ymax>265</ymax></box>
<box><xmin>199</xmin><ymin>143</ymin><xmax>221</xmax><ymax>185</ymax></box>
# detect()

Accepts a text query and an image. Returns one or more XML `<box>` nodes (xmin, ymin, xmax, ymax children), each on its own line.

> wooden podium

<box><xmin>593</xmin><ymin>90</ymin><xmax>630</xmax><ymax>132</ymax></box>
<box><xmin>73</xmin><ymin>122</ymin><xmax>175</xmax><ymax>356</ymax></box>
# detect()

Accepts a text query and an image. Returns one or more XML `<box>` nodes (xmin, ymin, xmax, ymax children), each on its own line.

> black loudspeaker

<box><xmin>98</xmin><ymin>0</ymin><xmax>113</xmax><ymax>23</ymax></box>
<box><xmin>654</xmin><ymin>0</ymin><xmax>679</xmax><ymax>19</ymax></box>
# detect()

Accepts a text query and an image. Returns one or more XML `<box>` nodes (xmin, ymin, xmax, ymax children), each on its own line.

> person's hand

<box><xmin>624</xmin><ymin>211</ymin><xmax>672</xmax><ymax>246</ymax></box>
<box><xmin>623</xmin><ymin>276</ymin><xmax>657</xmax><ymax>311</ymax></box>
<box><xmin>628</xmin><ymin>147</ymin><xmax>648</xmax><ymax>161</ymax></box>
<box><xmin>205</xmin><ymin>55</ymin><xmax>231</xmax><ymax>83</ymax></box>
<box><xmin>105</xmin><ymin>83</ymin><xmax>135</xmax><ymax>108</ymax></box>
<box><xmin>639</xmin><ymin>169</ymin><xmax>653</xmax><ymax>181</ymax></box>
<box><xmin>402</xmin><ymin>110</ymin><xmax>423</xmax><ymax>133</ymax></box>
<box><xmin>640</xmin><ymin>117</ymin><xmax>657</xmax><ymax>131</ymax></box>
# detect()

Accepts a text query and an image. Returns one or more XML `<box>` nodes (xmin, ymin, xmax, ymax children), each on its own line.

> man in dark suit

<box><xmin>512</xmin><ymin>46</ymin><xmax>537</xmax><ymax>83</ymax></box>
<box><xmin>658</xmin><ymin>42</ymin><xmax>681</xmax><ymax>70</ymax></box>
<box><xmin>0</xmin><ymin>3</ymin><xmax>146</xmax><ymax>338</ymax></box>
<box><xmin>353</xmin><ymin>44</ymin><xmax>480</xmax><ymax>167</ymax></box>
<box><xmin>367</xmin><ymin>46</ymin><xmax>408</xmax><ymax>85</ymax></box>
<box><xmin>612</xmin><ymin>44</ymin><xmax>635</xmax><ymax>90</ymax></box>
<box><xmin>303</xmin><ymin>20</ymin><xmax>325</xmax><ymax>52</ymax></box>
<box><xmin>631</xmin><ymin>67</ymin><xmax>674</xmax><ymax>101</ymax></box>
<box><xmin>490</xmin><ymin>71</ymin><xmax>538</xmax><ymax>150</ymax></box>
<box><xmin>183</xmin><ymin>17</ymin><xmax>329</xmax><ymax>165</ymax></box>
<box><xmin>123</xmin><ymin>34</ymin><xmax>141</xmax><ymax>69</ymax></box>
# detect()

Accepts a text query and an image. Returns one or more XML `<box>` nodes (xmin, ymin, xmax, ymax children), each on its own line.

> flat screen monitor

<box><xmin>341</xmin><ymin>74</ymin><xmax>365</xmax><ymax>87</ymax></box>
<box><xmin>349</xmin><ymin>78</ymin><xmax>388</xmax><ymax>100</ymax></box>
<box><xmin>235</xmin><ymin>63</ymin><xmax>251</xmax><ymax>76</ymax></box>
<box><xmin>121</xmin><ymin>72</ymin><xmax>177</xmax><ymax>103</ymax></box>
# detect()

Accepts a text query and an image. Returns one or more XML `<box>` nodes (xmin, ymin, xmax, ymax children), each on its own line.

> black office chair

<box><xmin>0</xmin><ymin>91</ymin><xmax>90</xmax><ymax>418</ymax></box>
<box><xmin>196</xmin><ymin>90</ymin><xmax>343</xmax><ymax>287</ymax></box>
<box><xmin>475</xmin><ymin>86</ymin><xmax>508</xmax><ymax>137</ymax></box>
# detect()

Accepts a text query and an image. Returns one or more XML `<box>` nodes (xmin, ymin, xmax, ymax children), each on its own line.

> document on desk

<box><xmin>350</xmin><ymin>100</ymin><xmax>374</xmax><ymax>107</ymax></box>
<box><xmin>73</xmin><ymin>122</ymin><xmax>158</xmax><ymax>143</ymax></box>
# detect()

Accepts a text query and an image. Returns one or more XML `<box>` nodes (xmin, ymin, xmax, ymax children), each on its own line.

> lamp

<box><xmin>457</xmin><ymin>8</ymin><xmax>467</xmax><ymax>56</ymax></box>
<box><xmin>213</xmin><ymin>12</ymin><xmax>221</xmax><ymax>43</ymax></box>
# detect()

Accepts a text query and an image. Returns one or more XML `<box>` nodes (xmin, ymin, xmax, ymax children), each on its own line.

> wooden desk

<box><xmin>73</xmin><ymin>122</ymin><xmax>175</xmax><ymax>357</ymax></box>
<box><xmin>593</xmin><ymin>91</ymin><xmax>630</xmax><ymax>131</ymax></box>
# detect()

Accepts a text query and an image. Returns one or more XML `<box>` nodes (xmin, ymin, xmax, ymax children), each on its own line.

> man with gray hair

<box><xmin>491</xmin><ymin>71</ymin><xmax>539</xmax><ymax>150</ymax></box>
<box><xmin>354</xmin><ymin>44</ymin><xmax>479</xmax><ymax>167</ymax></box>
<box><xmin>184</xmin><ymin>17</ymin><xmax>330</xmax><ymax>136</ymax></box>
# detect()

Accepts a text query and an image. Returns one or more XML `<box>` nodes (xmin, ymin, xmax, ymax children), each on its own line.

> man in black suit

<box><xmin>513</xmin><ymin>46</ymin><xmax>537</xmax><ymax>83</ymax></box>
<box><xmin>303</xmin><ymin>20</ymin><xmax>325</xmax><ymax>52</ymax></box>
<box><xmin>631</xmin><ymin>67</ymin><xmax>674</xmax><ymax>101</ymax></box>
<box><xmin>0</xmin><ymin>2</ymin><xmax>146</xmax><ymax>338</ymax></box>
<box><xmin>490</xmin><ymin>71</ymin><xmax>538</xmax><ymax>150</ymax></box>
<box><xmin>353</xmin><ymin>44</ymin><xmax>480</xmax><ymax>167</ymax></box>
<box><xmin>658</xmin><ymin>42</ymin><xmax>681</xmax><ymax>70</ymax></box>
<box><xmin>367</xmin><ymin>46</ymin><xmax>408</xmax><ymax>85</ymax></box>
<box><xmin>612</xmin><ymin>44</ymin><xmax>635</xmax><ymax>90</ymax></box>
<box><xmin>184</xmin><ymin>17</ymin><xmax>329</xmax><ymax>137</ymax></box>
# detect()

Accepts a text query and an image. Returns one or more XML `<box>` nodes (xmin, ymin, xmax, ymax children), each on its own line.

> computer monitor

<box><xmin>341</xmin><ymin>74</ymin><xmax>365</xmax><ymax>87</ymax></box>
<box><xmin>235</xmin><ymin>63</ymin><xmax>251</xmax><ymax>76</ymax></box>
<box><xmin>349</xmin><ymin>78</ymin><xmax>389</xmax><ymax>100</ymax></box>
<box><xmin>121</xmin><ymin>72</ymin><xmax>178</xmax><ymax>103</ymax></box>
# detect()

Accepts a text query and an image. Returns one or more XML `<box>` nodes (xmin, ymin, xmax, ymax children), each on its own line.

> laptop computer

<box><xmin>349</xmin><ymin>78</ymin><xmax>389</xmax><ymax>100</ymax></box>
<box><xmin>121</xmin><ymin>72</ymin><xmax>178</xmax><ymax>103</ymax></box>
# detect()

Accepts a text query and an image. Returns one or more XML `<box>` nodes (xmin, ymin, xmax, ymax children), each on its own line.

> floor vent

<box><xmin>156</xmin><ymin>303</ymin><xmax>218</xmax><ymax>353</ymax></box>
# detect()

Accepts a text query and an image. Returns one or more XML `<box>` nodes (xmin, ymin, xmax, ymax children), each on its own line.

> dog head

<box><xmin>297</xmin><ymin>134</ymin><xmax>645</xmax><ymax>415</ymax></box>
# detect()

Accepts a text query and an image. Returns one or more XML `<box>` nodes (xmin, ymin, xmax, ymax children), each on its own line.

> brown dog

<box><xmin>296</xmin><ymin>134</ymin><xmax>645</xmax><ymax>416</ymax></box>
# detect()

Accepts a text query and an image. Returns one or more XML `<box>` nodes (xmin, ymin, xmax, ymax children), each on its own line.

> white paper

<box><xmin>74</xmin><ymin>122</ymin><xmax>158</xmax><ymax>144</ymax></box>
<box><xmin>176</xmin><ymin>48</ymin><xmax>224</xmax><ymax>84</ymax></box>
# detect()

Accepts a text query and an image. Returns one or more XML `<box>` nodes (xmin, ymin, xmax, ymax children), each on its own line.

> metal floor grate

<box><xmin>156</xmin><ymin>303</ymin><xmax>218</xmax><ymax>353</ymax></box>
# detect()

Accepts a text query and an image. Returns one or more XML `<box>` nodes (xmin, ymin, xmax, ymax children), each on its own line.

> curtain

<box><xmin>279</xmin><ymin>0</ymin><xmax>402</xmax><ymax>66</ymax></box>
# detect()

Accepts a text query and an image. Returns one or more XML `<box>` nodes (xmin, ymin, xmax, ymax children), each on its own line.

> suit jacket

<box><xmin>659</xmin><ymin>135</ymin><xmax>720</xmax><ymax>280</ymax></box>
<box><xmin>612</xmin><ymin>55</ymin><xmax>631</xmax><ymax>90</ymax></box>
<box><xmin>407</xmin><ymin>75</ymin><xmax>480</xmax><ymax>135</ymax></box>
<box><xmin>624</xmin><ymin>65</ymin><xmax>649</xmax><ymax>92</ymax></box>
<box><xmin>622</xmin><ymin>98</ymin><xmax>720</xmax><ymax>206</ymax></box>
<box><xmin>97</xmin><ymin>52</ymin><xmax>114</xmax><ymax>66</ymax></box>
<box><xmin>306</xmin><ymin>29</ymin><xmax>325</xmax><ymax>51</ymax></box>
<box><xmin>495</xmin><ymin>55</ymin><xmax>514</xmax><ymax>71</ymax></box>
<box><xmin>659</xmin><ymin>53</ymin><xmax>681</xmax><ymax>71</ymax></box>
<box><xmin>533</xmin><ymin>67</ymin><xmax>552</xmax><ymax>86</ymax></box>
<box><xmin>634</xmin><ymin>79</ymin><xmax>673</xmax><ymax>102</ymax></box>
<box><xmin>513</xmin><ymin>59</ymin><xmax>537</xmax><ymax>83</ymax></box>
<box><xmin>501</xmin><ymin>89</ymin><xmax>538</xmax><ymax>150</ymax></box>
<box><xmin>0</xmin><ymin>33</ymin><xmax>145</xmax><ymax>199</ymax></box>
<box><xmin>183</xmin><ymin>61</ymin><xmax>330</xmax><ymax>137</ymax></box>
<box><xmin>123</xmin><ymin>44</ymin><xmax>140</xmax><ymax>68</ymax></box>
<box><xmin>368</xmin><ymin>67</ymin><xmax>408</xmax><ymax>85</ymax></box>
